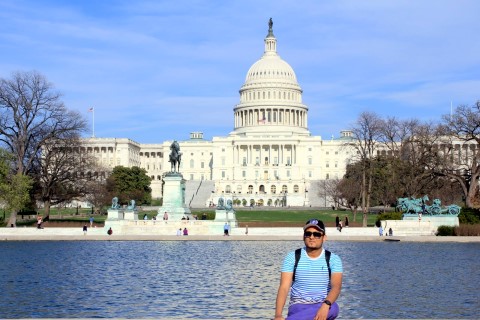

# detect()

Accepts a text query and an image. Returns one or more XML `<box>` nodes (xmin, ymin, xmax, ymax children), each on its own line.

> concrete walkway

<box><xmin>1</xmin><ymin>226</ymin><xmax>479</xmax><ymax>242</ymax></box>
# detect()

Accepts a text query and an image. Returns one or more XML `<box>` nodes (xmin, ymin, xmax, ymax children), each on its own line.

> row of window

<box><xmin>248</xmin><ymin>70</ymin><xmax>293</xmax><ymax>78</ymax></box>
<box><xmin>223</xmin><ymin>184</ymin><xmax>294</xmax><ymax>194</ymax></box>
<box><xmin>241</xmin><ymin>90</ymin><xmax>300</xmax><ymax>102</ymax></box>
<box><xmin>140</xmin><ymin>152</ymin><xmax>163</xmax><ymax>158</ymax></box>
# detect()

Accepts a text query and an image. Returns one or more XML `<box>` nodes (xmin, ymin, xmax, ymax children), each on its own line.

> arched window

<box><xmin>271</xmin><ymin>185</ymin><xmax>276</xmax><ymax>194</ymax></box>
<box><xmin>259</xmin><ymin>185</ymin><xmax>265</xmax><ymax>193</ymax></box>
<box><xmin>248</xmin><ymin>185</ymin><xmax>253</xmax><ymax>194</ymax></box>
<box><xmin>225</xmin><ymin>185</ymin><xmax>231</xmax><ymax>193</ymax></box>
<box><xmin>282</xmin><ymin>185</ymin><xmax>288</xmax><ymax>193</ymax></box>
<box><xmin>293</xmin><ymin>185</ymin><xmax>299</xmax><ymax>193</ymax></box>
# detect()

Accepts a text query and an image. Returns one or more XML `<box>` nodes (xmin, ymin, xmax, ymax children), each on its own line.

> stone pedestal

<box><xmin>214</xmin><ymin>209</ymin><xmax>237</xmax><ymax>227</ymax></box>
<box><xmin>107</xmin><ymin>209</ymin><xmax>124</xmax><ymax>220</ymax></box>
<box><xmin>124</xmin><ymin>210</ymin><xmax>138</xmax><ymax>220</ymax></box>
<box><xmin>157</xmin><ymin>172</ymin><xmax>191</xmax><ymax>221</ymax></box>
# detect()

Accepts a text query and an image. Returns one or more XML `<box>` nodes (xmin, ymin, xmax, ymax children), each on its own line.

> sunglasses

<box><xmin>304</xmin><ymin>231</ymin><xmax>324</xmax><ymax>238</ymax></box>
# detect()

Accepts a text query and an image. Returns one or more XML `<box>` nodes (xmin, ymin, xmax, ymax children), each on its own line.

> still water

<box><xmin>0</xmin><ymin>240</ymin><xmax>479</xmax><ymax>319</ymax></box>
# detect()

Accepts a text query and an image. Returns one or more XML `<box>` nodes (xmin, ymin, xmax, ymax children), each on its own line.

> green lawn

<box><xmin>191</xmin><ymin>208</ymin><xmax>376</xmax><ymax>226</ymax></box>
<box><xmin>2</xmin><ymin>207</ymin><xmax>378</xmax><ymax>227</ymax></box>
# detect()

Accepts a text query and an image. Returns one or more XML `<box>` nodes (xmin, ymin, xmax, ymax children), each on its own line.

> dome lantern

<box><xmin>265</xmin><ymin>18</ymin><xmax>276</xmax><ymax>54</ymax></box>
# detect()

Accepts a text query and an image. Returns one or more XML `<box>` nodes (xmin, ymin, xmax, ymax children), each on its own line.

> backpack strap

<box><xmin>325</xmin><ymin>249</ymin><xmax>331</xmax><ymax>280</ymax></box>
<box><xmin>292</xmin><ymin>248</ymin><xmax>302</xmax><ymax>283</ymax></box>
<box><xmin>292</xmin><ymin>248</ymin><xmax>332</xmax><ymax>283</ymax></box>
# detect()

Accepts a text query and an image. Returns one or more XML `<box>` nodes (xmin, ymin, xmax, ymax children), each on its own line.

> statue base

<box><xmin>124</xmin><ymin>210</ymin><xmax>138</xmax><ymax>220</ymax></box>
<box><xmin>402</xmin><ymin>215</ymin><xmax>459</xmax><ymax>227</ymax></box>
<box><xmin>214</xmin><ymin>209</ymin><xmax>237</xmax><ymax>227</ymax></box>
<box><xmin>157</xmin><ymin>172</ymin><xmax>191</xmax><ymax>221</ymax></box>
<box><xmin>107</xmin><ymin>209</ymin><xmax>124</xmax><ymax>220</ymax></box>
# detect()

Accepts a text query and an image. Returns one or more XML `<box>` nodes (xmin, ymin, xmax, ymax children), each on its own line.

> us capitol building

<box><xmin>83</xmin><ymin>20</ymin><xmax>356</xmax><ymax>208</ymax></box>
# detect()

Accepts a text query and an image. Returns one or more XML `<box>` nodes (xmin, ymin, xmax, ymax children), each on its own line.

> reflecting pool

<box><xmin>1</xmin><ymin>241</ymin><xmax>479</xmax><ymax>319</ymax></box>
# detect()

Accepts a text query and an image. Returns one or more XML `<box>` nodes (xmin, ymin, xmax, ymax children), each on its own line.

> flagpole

<box><xmin>92</xmin><ymin>107</ymin><xmax>95</xmax><ymax>138</ymax></box>
<box><xmin>450</xmin><ymin>101</ymin><xmax>453</xmax><ymax>121</ymax></box>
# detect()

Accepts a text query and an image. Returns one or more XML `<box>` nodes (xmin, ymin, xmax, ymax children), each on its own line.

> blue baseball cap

<box><xmin>304</xmin><ymin>219</ymin><xmax>326</xmax><ymax>234</ymax></box>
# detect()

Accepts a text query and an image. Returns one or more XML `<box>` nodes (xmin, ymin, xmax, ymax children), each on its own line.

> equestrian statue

<box><xmin>169</xmin><ymin>140</ymin><xmax>182</xmax><ymax>172</ymax></box>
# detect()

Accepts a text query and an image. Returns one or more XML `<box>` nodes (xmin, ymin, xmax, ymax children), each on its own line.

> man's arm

<box><xmin>315</xmin><ymin>272</ymin><xmax>343</xmax><ymax>320</ymax></box>
<box><xmin>325</xmin><ymin>272</ymin><xmax>342</xmax><ymax>303</ymax></box>
<box><xmin>274</xmin><ymin>272</ymin><xmax>292</xmax><ymax>320</ymax></box>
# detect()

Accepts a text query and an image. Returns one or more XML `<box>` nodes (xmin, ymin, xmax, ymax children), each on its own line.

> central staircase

<box><xmin>185</xmin><ymin>180</ymin><xmax>215</xmax><ymax>208</ymax></box>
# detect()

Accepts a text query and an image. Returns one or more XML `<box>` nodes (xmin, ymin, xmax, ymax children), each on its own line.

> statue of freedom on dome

<box><xmin>268</xmin><ymin>18</ymin><xmax>273</xmax><ymax>30</ymax></box>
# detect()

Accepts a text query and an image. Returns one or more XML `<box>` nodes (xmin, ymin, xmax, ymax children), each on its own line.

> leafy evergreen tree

<box><xmin>106</xmin><ymin>166</ymin><xmax>152</xmax><ymax>205</ymax></box>
<box><xmin>0</xmin><ymin>149</ymin><xmax>32</xmax><ymax>225</ymax></box>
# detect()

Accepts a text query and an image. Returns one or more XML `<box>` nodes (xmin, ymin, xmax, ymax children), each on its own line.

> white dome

<box><xmin>244</xmin><ymin>54</ymin><xmax>298</xmax><ymax>86</ymax></box>
<box><xmin>231</xmin><ymin>19</ymin><xmax>310</xmax><ymax>138</ymax></box>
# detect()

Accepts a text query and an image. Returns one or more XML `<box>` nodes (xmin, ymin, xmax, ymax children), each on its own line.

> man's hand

<box><xmin>314</xmin><ymin>303</ymin><xmax>330</xmax><ymax>320</ymax></box>
<box><xmin>273</xmin><ymin>316</ymin><xmax>285</xmax><ymax>320</ymax></box>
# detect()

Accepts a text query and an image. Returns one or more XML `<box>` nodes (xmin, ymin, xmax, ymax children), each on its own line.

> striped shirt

<box><xmin>281</xmin><ymin>247</ymin><xmax>342</xmax><ymax>305</ymax></box>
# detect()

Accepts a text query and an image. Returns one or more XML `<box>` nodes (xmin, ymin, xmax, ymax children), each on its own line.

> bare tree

<box><xmin>381</xmin><ymin>119</ymin><xmax>442</xmax><ymax>198</ymax></box>
<box><xmin>33</xmin><ymin>137</ymin><xmax>98</xmax><ymax>219</ymax></box>
<box><xmin>317</xmin><ymin>179</ymin><xmax>342</xmax><ymax>208</ymax></box>
<box><xmin>84</xmin><ymin>178</ymin><xmax>111</xmax><ymax>214</ymax></box>
<box><xmin>349</xmin><ymin>112</ymin><xmax>383</xmax><ymax>226</ymax></box>
<box><xmin>438</xmin><ymin>101</ymin><xmax>480</xmax><ymax>208</ymax></box>
<box><xmin>336</xmin><ymin>171</ymin><xmax>361</xmax><ymax>222</ymax></box>
<box><xmin>0</xmin><ymin>71</ymin><xmax>87</xmax><ymax>226</ymax></box>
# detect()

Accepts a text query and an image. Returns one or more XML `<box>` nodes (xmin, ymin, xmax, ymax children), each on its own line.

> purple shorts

<box><xmin>286</xmin><ymin>302</ymin><xmax>339</xmax><ymax>320</ymax></box>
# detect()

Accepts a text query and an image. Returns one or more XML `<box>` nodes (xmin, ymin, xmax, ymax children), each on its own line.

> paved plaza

<box><xmin>1</xmin><ymin>226</ymin><xmax>478</xmax><ymax>242</ymax></box>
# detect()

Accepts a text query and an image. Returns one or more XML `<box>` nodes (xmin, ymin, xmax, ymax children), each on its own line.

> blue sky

<box><xmin>1</xmin><ymin>0</ymin><xmax>479</xmax><ymax>143</ymax></box>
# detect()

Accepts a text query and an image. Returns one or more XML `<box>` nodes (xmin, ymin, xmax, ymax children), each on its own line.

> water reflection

<box><xmin>1</xmin><ymin>241</ymin><xmax>479</xmax><ymax>319</ymax></box>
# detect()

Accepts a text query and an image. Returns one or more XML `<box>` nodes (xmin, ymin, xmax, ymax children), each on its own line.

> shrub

<box><xmin>437</xmin><ymin>225</ymin><xmax>455</xmax><ymax>236</ymax></box>
<box><xmin>150</xmin><ymin>198</ymin><xmax>163</xmax><ymax>206</ymax></box>
<box><xmin>454</xmin><ymin>224</ymin><xmax>480</xmax><ymax>236</ymax></box>
<box><xmin>380</xmin><ymin>212</ymin><xmax>403</xmax><ymax>220</ymax></box>
<box><xmin>376</xmin><ymin>212</ymin><xmax>403</xmax><ymax>224</ymax></box>
<box><xmin>458</xmin><ymin>207</ymin><xmax>480</xmax><ymax>224</ymax></box>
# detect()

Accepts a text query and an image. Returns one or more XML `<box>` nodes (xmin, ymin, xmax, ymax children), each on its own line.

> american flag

<box><xmin>88</xmin><ymin>107</ymin><xmax>94</xmax><ymax>112</ymax></box>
